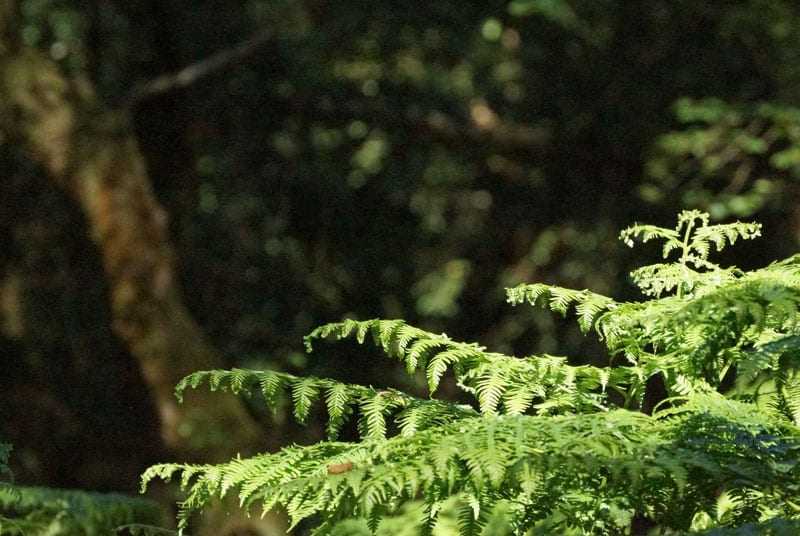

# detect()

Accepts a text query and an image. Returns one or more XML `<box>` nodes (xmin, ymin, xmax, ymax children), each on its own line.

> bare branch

<box><xmin>125</xmin><ymin>29</ymin><xmax>274</xmax><ymax>105</ymax></box>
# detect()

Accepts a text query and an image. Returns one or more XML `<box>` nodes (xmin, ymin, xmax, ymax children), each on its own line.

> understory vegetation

<box><xmin>4</xmin><ymin>211</ymin><xmax>800</xmax><ymax>534</ymax></box>
<box><xmin>126</xmin><ymin>211</ymin><xmax>800</xmax><ymax>535</ymax></box>
<box><xmin>0</xmin><ymin>447</ymin><xmax>164</xmax><ymax>536</ymax></box>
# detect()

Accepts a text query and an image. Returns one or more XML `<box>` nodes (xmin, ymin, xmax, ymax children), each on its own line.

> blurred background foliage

<box><xmin>3</xmin><ymin>0</ymin><xmax>800</xmax><ymax>502</ymax></box>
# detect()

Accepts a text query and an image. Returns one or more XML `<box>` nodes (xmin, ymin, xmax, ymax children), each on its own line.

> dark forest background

<box><xmin>3</xmin><ymin>0</ymin><xmax>800</xmax><ymax>532</ymax></box>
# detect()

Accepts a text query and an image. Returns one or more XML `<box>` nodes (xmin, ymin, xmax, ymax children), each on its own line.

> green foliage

<box><xmin>0</xmin><ymin>485</ymin><xmax>165</xmax><ymax>536</ymax></box>
<box><xmin>619</xmin><ymin>209</ymin><xmax>761</xmax><ymax>297</ymax></box>
<box><xmin>143</xmin><ymin>212</ymin><xmax>800</xmax><ymax>535</ymax></box>
<box><xmin>0</xmin><ymin>442</ymin><xmax>20</xmax><ymax>533</ymax></box>
<box><xmin>644</xmin><ymin>98</ymin><xmax>800</xmax><ymax>218</ymax></box>
<box><xmin>116</xmin><ymin>524</ymin><xmax>181</xmax><ymax>536</ymax></box>
<box><xmin>0</xmin><ymin>444</ymin><xmax>166</xmax><ymax>536</ymax></box>
<box><xmin>175</xmin><ymin>364</ymin><xmax>477</xmax><ymax>439</ymax></box>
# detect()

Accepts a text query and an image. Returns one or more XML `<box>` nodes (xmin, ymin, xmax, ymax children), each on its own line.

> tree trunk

<box><xmin>0</xmin><ymin>29</ymin><xmax>288</xmax><ymax>535</ymax></box>
<box><xmin>0</xmin><ymin>46</ymin><xmax>264</xmax><ymax>461</ymax></box>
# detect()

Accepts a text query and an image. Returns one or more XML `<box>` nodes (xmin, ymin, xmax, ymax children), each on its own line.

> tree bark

<box><xmin>0</xmin><ymin>46</ymin><xmax>264</xmax><ymax>462</ymax></box>
<box><xmin>0</xmin><ymin>36</ymin><xmax>288</xmax><ymax>534</ymax></box>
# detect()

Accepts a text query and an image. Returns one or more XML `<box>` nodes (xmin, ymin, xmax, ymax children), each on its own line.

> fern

<box><xmin>0</xmin><ymin>440</ymin><xmax>167</xmax><ymax>536</ymax></box>
<box><xmin>143</xmin><ymin>395</ymin><xmax>800</xmax><ymax>534</ymax></box>
<box><xmin>506</xmin><ymin>284</ymin><xmax>617</xmax><ymax>332</ymax></box>
<box><xmin>177</xmin><ymin>368</ymin><xmax>476</xmax><ymax>440</ymax></box>
<box><xmin>115</xmin><ymin>524</ymin><xmax>180</xmax><ymax>536</ymax></box>
<box><xmin>306</xmin><ymin>319</ymin><xmax>633</xmax><ymax>414</ymax></box>
<box><xmin>0</xmin><ymin>485</ymin><xmax>166</xmax><ymax>536</ymax></box>
<box><xmin>620</xmin><ymin>210</ymin><xmax>761</xmax><ymax>298</ymax></box>
<box><xmin>142</xmin><ymin>212</ymin><xmax>800</xmax><ymax>535</ymax></box>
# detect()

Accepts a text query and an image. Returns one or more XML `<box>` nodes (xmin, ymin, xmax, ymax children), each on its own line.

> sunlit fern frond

<box><xmin>506</xmin><ymin>283</ymin><xmax>617</xmax><ymax>332</ymax></box>
<box><xmin>177</xmin><ymin>368</ymin><xmax>476</xmax><ymax>440</ymax></box>
<box><xmin>620</xmin><ymin>210</ymin><xmax>761</xmax><ymax>267</ymax></box>
<box><xmin>142</xmin><ymin>394</ymin><xmax>800</xmax><ymax>534</ymax></box>
<box><xmin>620</xmin><ymin>210</ymin><xmax>761</xmax><ymax>298</ymax></box>
<box><xmin>305</xmin><ymin>318</ymin><xmax>639</xmax><ymax>414</ymax></box>
<box><xmin>146</xmin><ymin>211</ymin><xmax>800</xmax><ymax>535</ymax></box>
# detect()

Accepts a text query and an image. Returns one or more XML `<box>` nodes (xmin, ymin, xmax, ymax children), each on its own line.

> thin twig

<box><xmin>125</xmin><ymin>29</ymin><xmax>273</xmax><ymax>106</ymax></box>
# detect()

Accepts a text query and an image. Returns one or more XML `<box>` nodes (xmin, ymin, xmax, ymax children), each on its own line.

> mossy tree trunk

<box><xmin>0</xmin><ymin>12</ymin><xmax>283</xmax><ymax>535</ymax></box>
<box><xmin>0</xmin><ymin>47</ymin><xmax>262</xmax><ymax>462</ymax></box>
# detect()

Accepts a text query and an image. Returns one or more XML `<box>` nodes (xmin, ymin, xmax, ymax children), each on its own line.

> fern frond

<box><xmin>292</xmin><ymin>377</ymin><xmax>321</xmax><ymax>424</ymax></box>
<box><xmin>590</xmin><ymin>259</ymin><xmax>800</xmax><ymax>394</ymax></box>
<box><xmin>501</xmin><ymin>380</ymin><xmax>538</xmax><ymax>416</ymax></box>
<box><xmin>619</xmin><ymin>222</ymin><xmax>680</xmax><ymax>249</ymax></box>
<box><xmin>306</xmin><ymin>319</ymin><xmax>636</xmax><ymax>415</ymax></box>
<box><xmin>628</xmin><ymin>262</ymin><xmax>727</xmax><ymax>298</ymax></box>
<box><xmin>455</xmin><ymin>491</ymin><xmax>489</xmax><ymax>536</ymax></box>
<box><xmin>148</xmin><ymin>212</ymin><xmax>800</xmax><ymax>534</ymax></box>
<box><xmin>0</xmin><ymin>482</ymin><xmax>21</xmax><ymax>506</ymax></box>
<box><xmin>142</xmin><ymin>396</ymin><xmax>800</xmax><ymax>534</ymax></box>
<box><xmin>735</xmin><ymin>333</ymin><xmax>800</xmax><ymax>398</ymax></box>
<box><xmin>325</xmin><ymin>382</ymin><xmax>356</xmax><ymax>440</ymax></box>
<box><xmin>620</xmin><ymin>211</ymin><xmax>761</xmax><ymax>299</ymax></box>
<box><xmin>506</xmin><ymin>284</ymin><xmax>617</xmax><ymax>332</ymax></box>
<box><xmin>394</xmin><ymin>399</ymin><xmax>476</xmax><ymax>437</ymax></box>
<box><xmin>174</xmin><ymin>367</ymin><xmax>477</xmax><ymax>439</ymax></box>
<box><xmin>775</xmin><ymin>369</ymin><xmax>800</xmax><ymax>425</ymax></box>
<box><xmin>0</xmin><ymin>485</ymin><xmax>165</xmax><ymax>536</ymax></box>
<box><xmin>691</xmin><ymin>220</ymin><xmax>762</xmax><ymax>255</ymax></box>
<box><xmin>472</xmin><ymin>365</ymin><xmax>506</xmax><ymax>414</ymax></box>
<box><xmin>358</xmin><ymin>391</ymin><xmax>404</xmax><ymax>439</ymax></box>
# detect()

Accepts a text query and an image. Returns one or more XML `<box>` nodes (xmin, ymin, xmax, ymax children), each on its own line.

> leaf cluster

<box><xmin>142</xmin><ymin>212</ymin><xmax>800</xmax><ymax>535</ymax></box>
<box><xmin>646</xmin><ymin>98</ymin><xmax>800</xmax><ymax>218</ymax></box>
<box><xmin>619</xmin><ymin>209</ymin><xmax>761</xmax><ymax>297</ymax></box>
<box><xmin>0</xmin><ymin>484</ymin><xmax>166</xmax><ymax>536</ymax></box>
